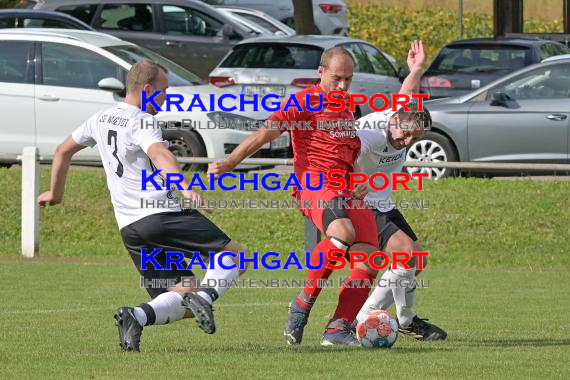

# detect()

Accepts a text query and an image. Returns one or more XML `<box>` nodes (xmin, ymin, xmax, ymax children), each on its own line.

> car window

<box><xmin>220</xmin><ymin>43</ymin><xmax>322</xmax><ymax>69</ymax></box>
<box><xmin>491</xmin><ymin>63</ymin><xmax>570</xmax><ymax>99</ymax></box>
<box><xmin>360</xmin><ymin>43</ymin><xmax>396</xmax><ymax>76</ymax></box>
<box><xmin>97</xmin><ymin>3</ymin><xmax>154</xmax><ymax>32</ymax></box>
<box><xmin>41</xmin><ymin>43</ymin><xmax>121</xmax><ymax>89</ymax></box>
<box><xmin>431</xmin><ymin>45</ymin><xmax>531</xmax><ymax>72</ymax></box>
<box><xmin>0</xmin><ymin>41</ymin><xmax>32</xmax><ymax>84</ymax></box>
<box><xmin>0</xmin><ymin>17</ymin><xmax>17</xmax><ymax>28</ymax></box>
<box><xmin>22</xmin><ymin>17</ymin><xmax>77</xmax><ymax>29</ymax></box>
<box><xmin>340</xmin><ymin>43</ymin><xmax>371</xmax><ymax>73</ymax></box>
<box><xmin>238</xmin><ymin>13</ymin><xmax>279</xmax><ymax>33</ymax></box>
<box><xmin>56</xmin><ymin>4</ymin><xmax>98</xmax><ymax>25</ymax></box>
<box><xmin>162</xmin><ymin>4</ymin><xmax>222</xmax><ymax>36</ymax></box>
<box><xmin>104</xmin><ymin>45</ymin><xmax>203</xmax><ymax>86</ymax></box>
<box><xmin>540</xmin><ymin>43</ymin><xmax>570</xmax><ymax>60</ymax></box>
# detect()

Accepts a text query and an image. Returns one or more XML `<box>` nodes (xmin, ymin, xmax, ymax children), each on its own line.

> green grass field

<box><xmin>0</xmin><ymin>167</ymin><xmax>569</xmax><ymax>379</ymax></box>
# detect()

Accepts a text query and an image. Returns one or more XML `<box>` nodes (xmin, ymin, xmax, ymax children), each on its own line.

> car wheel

<box><xmin>405</xmin><ymin>132</ymin><xmax>457</xmax><ymax>180</ymax></box>
<box><xmin>163</xmin><ymin>130</ymin><xmax>206</xmax><ymax>172</ymax></box>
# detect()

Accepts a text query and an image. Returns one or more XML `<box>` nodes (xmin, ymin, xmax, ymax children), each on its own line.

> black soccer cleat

<box><xmin>398</xmin><ymin>316</ymin><xmax>447</xmax><ymax>341</ymax></box>
<box><xmin>284</xmin><ymin>301</ymin><xmax>310</xmax><ymax>345</ymax></box>
<box><xmin>114</xmin><ymin>307</ymin><xmax>143</xmax><ymax>352</ymax></box>
<box><xmin>320</xmin><ymin>319</ymin><xmax>361</xmax><ymax>346</ymax></box>
<box><xmin>182</xmin><ymin>292</ymin><xmax>216</xmax><ymax>334</ymax></box>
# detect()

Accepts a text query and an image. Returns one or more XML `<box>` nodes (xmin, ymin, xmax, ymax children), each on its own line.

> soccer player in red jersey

<box><xmin>209</xmin><ymin>47</ymin><xmax>380</xmax><ymax>346</ymax></box>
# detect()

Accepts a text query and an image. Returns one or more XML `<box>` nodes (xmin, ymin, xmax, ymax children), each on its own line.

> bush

<box><xmin>348</xmin><ymin>5</ymin><xmax>562</xmax><ymax>67</ymax></box>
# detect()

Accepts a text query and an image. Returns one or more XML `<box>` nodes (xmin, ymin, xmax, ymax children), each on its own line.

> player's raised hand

<box><xmin>182</xmin><ymin>189</ymin><xmax>213</xmax><ymax>214</ymax></box>
<box><xmin>407</xmin><ymin>40</ymin><xmax>425</xmax><ymax>72</ymax></box>
<box><xmin>208</xmin><ymin>159</ymin><xmax>232</xmax><ymax>180</ymax></box>
<box><xmin>38</xmin><ymin>191</ymin><xmax>61</xmax><ymax>208</ymax></box>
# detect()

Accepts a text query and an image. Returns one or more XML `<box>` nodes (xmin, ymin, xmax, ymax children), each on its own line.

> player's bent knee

<box><xmin>325</xmin><ymin>218</ymin><xmax>355</xmax><ymax>245</ymax></box>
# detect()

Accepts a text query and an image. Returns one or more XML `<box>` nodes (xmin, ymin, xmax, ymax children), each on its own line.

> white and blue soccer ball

<box><xmin>356</xmin><ymin>309</ymin><xmax>399</xmax><ymax>348</ymax></box>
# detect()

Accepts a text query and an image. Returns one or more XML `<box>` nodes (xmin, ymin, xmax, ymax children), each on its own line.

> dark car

<box><xmin>29</xmin><ymin>0</ymin><xmax>263</xmax><ymax>79</ymax></box>
<box><xmin>0</xmin><ymin>9</ymin><xmax>93</xmax><ymax>30</ymax></box>
<box><xmin>421</xmin><ymin>38</ymin><xmax>570</xmax><ymax>99</ymax></box>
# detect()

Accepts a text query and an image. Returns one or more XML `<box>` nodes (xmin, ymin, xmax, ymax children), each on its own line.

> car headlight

<box><xmin>206</xmin><ymin>112</ymin><xmax>259</xmax><ymax>131</ymax></box>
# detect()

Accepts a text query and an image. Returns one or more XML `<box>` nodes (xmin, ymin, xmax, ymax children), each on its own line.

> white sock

<box><xmin>133</xmin><ymin>291</ymin><xmax>186</xmax><ymax>326</ymax></box>
<box><xmin>391</xmin><ymin>266</ymin><xmax>417</xmax><ymax>328</ymax></box>
<box><xmin>197</xmin><ymin>253</ymin><xmax>240</xmax><ymax>304</ymax></box>
<box><xmin>356</xmin><ymin>269</ymin><xmax>395</xmax><ymax>323</ymax></box>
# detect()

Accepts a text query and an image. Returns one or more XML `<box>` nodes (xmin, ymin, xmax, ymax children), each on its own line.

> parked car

<box><xmin>30</xmin><ymin>0</ymin><xmax>263</xmax><ymax>79</ymax></box>
<box><xmin>0</xmin><ymin>9</ymin><xmax>94</xmax><ymax>30</ymax></box>
<box><xmin>408</xmin><ymin>57</ymin><xmax>570</xmax><ymax>179</ymax></box>
<box><xmin>0</xmin><ymin>29</ymin><xmax>289</xmax><ymax>170</ymax></box>
<box><xmin>209</xmin><ymin>35</ymin><xmax>407</xmax><ymax>119</ymax></box>
<box><xmin>216</xmin><ymin>8</ymin><xmax>273</xmax><ymax>36</ymax></box>
<box><xmin>206</xmin><ymin>0</ymin><xmax>348</xmax><ymax>35</ymax></box>
<box><xmin>215</xmin><ymin>6</ymin><xmax>295</xmax><ymax>36</ymax></box>
<box><xmin>421</xmin><ymin>38</ymin><xmax>570</xmax><ymax>99</ymax></box>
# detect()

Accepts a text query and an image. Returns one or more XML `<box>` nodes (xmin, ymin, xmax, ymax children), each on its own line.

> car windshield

<box><xmin>431</xmin><ymin>45</ymin><xmax>531</xmax><ymax>73</ymax></box>
<box><xmin>104</xmin><ymin>45</ymin><xmax>204</xmax><ymax>86</ymax></box>
<box><xmin>220</xmin><ymin>43</ymin><xmax>322</xmax><ymax>69</ymax></box>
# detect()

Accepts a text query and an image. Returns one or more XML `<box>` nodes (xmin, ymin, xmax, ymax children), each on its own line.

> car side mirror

<box><xmin>490</xmin><ymin>92</ymin><xmax>511</xmax><ymax>107</ymax></box>
<box><xmin>221</xmin><ymin>24</ymin><xmax>234</xmax><ymax>39</ymax></box>
<box><xmin>98</xmin><ymin>77</ymin><xmax>125</xmax><ymax>93</ymax></box>
<box><xmin>397</xmin><ymin>67</ymin><xmax>409</xmax><ymax>83</ymax></box>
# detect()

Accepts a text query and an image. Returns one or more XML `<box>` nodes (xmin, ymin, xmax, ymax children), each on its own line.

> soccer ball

<box><xmin>356</xmin><ymin>309</ymin><xmax>399</xmax><ymax>348</ymax></box>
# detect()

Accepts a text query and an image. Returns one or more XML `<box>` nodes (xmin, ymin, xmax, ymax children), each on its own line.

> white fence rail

<box><xmin>7</xmin><ymin>148</ymin><xmax>570</xmax><ymax>257</ymax></box>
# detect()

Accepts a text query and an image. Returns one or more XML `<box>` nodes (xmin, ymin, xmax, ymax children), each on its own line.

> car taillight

<box><xmin>208</xmin><ymin>76</ymin><xmax>235</xmax><ymax>87</ymax></box>
<box><xmin>290</xmin><ymin>78</ymin><xmax>320</xmax><ymax>88</ymax></box>
<box><xmin>421</xmin><ymin>76</ymin><xmax>452</xmax><ymax>88</ymax></box>
<box><xmin>319</xmin><ymin>3</ymin><xmax>343</xmax><ymax>13</ymax></box>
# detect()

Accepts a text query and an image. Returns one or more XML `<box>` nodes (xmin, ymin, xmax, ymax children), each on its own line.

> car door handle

<box><xmin>165</xmin><ymin>41</ymin><xmax>182</xmax><ymax>47</ymax></box>
<box><xmin>546</xmin><ymin>114</ymin><xmax>568</xmax><ymax>121</ymax></box>
<box><xmin>38</xmin><ymin>95</ymin><xmax>59</xmax><ymax>102</ymax></box>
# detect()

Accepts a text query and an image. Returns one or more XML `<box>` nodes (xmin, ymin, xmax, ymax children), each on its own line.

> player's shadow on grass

<box><xmin>159</xmin><ymin>344</ymin><xmax>454</xmax><ymax>354</ymax></box>
<box><xmin>459</xmin><ymin>338</ymin><xmax>570</xmax><ymax>348</ymax></box>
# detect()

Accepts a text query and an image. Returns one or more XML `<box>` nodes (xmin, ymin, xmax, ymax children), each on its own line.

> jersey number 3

<box><xmin>107</xmin><ymin>130</ymin><xmax>124</xmax><ymax>178</ymax></box>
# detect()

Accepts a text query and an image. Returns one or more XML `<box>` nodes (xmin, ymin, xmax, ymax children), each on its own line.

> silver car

<box><xmin>408</xmin><ymin>58</ymin><xmax>570</xmax><ymax>179</ymax></box>
<box><xmin>208</xmin><ymin>0</ymin><xmax>348</xmax><ymax>35</ymax></box>
<box><xmin>215</xmin><ymin>6</ymin><xmax>295</xmax><ymax>36</ymax></box>
<box><xmin>209</xmin><ymin>35</ymin><xmax>407</xmax><ymax>119</ymax></box>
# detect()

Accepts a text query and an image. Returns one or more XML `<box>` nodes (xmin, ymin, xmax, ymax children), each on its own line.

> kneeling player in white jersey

<box><xmin>38</xmin><ymin>61</ymin><xmax>247</xmax><ymax>352</ymax></box>
<box><xmin>355</xmin><ymin>41</ymin><xmax>447</xmax><ymax>341</ymax></box>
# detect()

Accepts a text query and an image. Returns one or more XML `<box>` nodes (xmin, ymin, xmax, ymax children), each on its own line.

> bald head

<box><xmin>319</xmin><ymin>47</ymin><xmax>355</xmax><ymax>68</ymax></box>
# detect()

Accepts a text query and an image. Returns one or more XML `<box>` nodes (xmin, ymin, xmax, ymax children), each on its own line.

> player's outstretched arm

<box><xmin>399</xmin><ymin>40</ymin><xmax>425</xmax><ymax>95</ymax></box>
<box><xmin>208</xmin><ymin>127</ymin><xmax>282</xmax><ymax>178</ymax></box>
<box><xmin>147</xmin><ymin>142</ymin><xmax>212</xmax><ymax>212</ymax></box>
<box><xmin>38</xmin><ymin>136</ymin><xmax>86</xmax><ymax>207</ymax></box>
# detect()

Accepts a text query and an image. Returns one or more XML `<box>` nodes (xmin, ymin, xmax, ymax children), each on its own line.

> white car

<box><xmin>210</xmin><ymin>0</ymin><xmax>348</xmax><ymax>35</ymax></box>
<box><xmin>209</xmin><ymin>35</ymin><xmax>407</xmax><ymax>119</ymax></box>
<box><xmin>0</xmin><ymin>29</ymin><xmax>289</xmax><ymax>170</ymax></box>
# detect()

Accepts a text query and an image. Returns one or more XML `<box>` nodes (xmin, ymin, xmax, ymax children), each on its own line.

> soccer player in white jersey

<box><xmin>355</xmin><ymin>41</ymin><xmax>447</xmax><ymax>341</ymax></box>
<box><xmin>37</xmin><ymin>60</ymin><xmax>247</xmax><ymax>352</ymax></box>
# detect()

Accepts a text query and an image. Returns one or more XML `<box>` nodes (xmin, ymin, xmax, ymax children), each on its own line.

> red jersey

<box><xmin>267</xmin><ymin>84</ymin><xmax>360</xmax><ymax>191</ymax></box>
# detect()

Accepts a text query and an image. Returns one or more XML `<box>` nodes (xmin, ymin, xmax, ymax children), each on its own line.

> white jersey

<box><xmin>357</xmin><ymin>110</ymin><xmax>406</xmax><ymax>212</ymax></box>
<box><xmin>72</xmin><ymin>102</ymin><xmax>181</xmax><ymax>229</ymax></box>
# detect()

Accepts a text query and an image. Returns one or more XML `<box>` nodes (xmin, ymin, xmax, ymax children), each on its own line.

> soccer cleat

<box><xmin>320</xmin><ymin>319</ymin><xmax>361</xmax><ymax>346</ymax></box>
<box><xmin>284</xmin><ymin>301</ymin><xmax>310</xmax><ymax>345</ymax></box>
<box><xmin>114</xmin><ymin>307</ymin><xmax>143</xmax><ymax>352</ymax></box>
<box><xmin>398</xmin><ymin>316</ymin><xmax>447</xmax><ymax>341</ymax></box>
<box><xmin>182</xmin><ymin>292</ymin><xmax>216</xmax><ymax>334</ymax></box>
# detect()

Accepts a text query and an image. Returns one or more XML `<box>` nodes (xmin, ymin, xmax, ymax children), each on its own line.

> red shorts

<box><xmin>296</xmin><ymin>187</ymin><xmax>379</xmax><ymax>248</ymax></box>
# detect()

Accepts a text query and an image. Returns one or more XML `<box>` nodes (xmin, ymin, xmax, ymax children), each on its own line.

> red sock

<box><xmin>330</xmin><ymin>268</ymin><xmax>376</xmax><ymax>328</ymax></box>
<box><xmin>295</xmin><ymin>238</ymin><xmax>336</xmax><ymax>311</ymax></box>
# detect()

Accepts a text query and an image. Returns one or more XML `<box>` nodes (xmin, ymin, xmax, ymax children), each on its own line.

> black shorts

<box><xmin>374</xmin><ymin>208</ymin><xmax>418</xmax><ymax>250</ymax></box>
<box><xmin>120</xmin><ymin>210</ymin><xmax>231</xmax><ymax>298</ymax></box>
